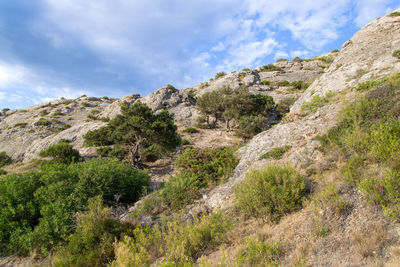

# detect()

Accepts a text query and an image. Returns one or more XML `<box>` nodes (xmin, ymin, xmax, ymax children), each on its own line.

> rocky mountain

<box><xmin>1</xmin><ymin>8</ymin><xmax>400</xmax><ymax>266</ymax></box>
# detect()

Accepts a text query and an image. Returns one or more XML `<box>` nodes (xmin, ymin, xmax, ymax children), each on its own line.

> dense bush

<box><xmin>0</xmin><ymin>158</ymin><xmax>149</xmax><ymax>255</ymax></box>
<box><xmin>236</xmin><ymin>236</ymin><xmax>282</xmax><ymax>266</ymax></box>
<box><xmin>162</xmin><ymin>146</ymin><xmax>238</xmax><ymax>210</ymax></box>
<box><xmin>260</xmin><ymin>64</ymin><xmax>283</xmax><ymax>72</ymax></box>
<box><xmin>39</xmin><ymin>140</ymin><xmax>81</xmax><ymax>164</ymax></box>
<box><xmin>0</xmin><ymin>151</ymin><xmax>12</xmax><ymax>167</ymax></box>
<box><xmin>214</xmin><ymin>72</ymin><xmax>227</xmax><ymax>79</ymax></box>
<box><xmin>53</xmin><ymin>198</ymin><xmax>133</xmax><ymax>266</ymax></box>
<box><xmin>174</xmin><ymin>146</ymin><xmax>238</xmax><ymax>185</ymax></box>
<box><xmin>112</xmin><ymin>212</ymin><xmax>232</xmax><ymax>266</ymax></box>
<box><xmin>182</xmin><ymin>127</ymin><xmax>199</xmax><ymax>133</ymax></box>
<box><xmin>235</xmin><ymin>164</ymin><xmax>306</xmax><ymax>222</ymax></box>
<box><xmin>393</xmin><ymin>50</ymin><xmax>400</xmax><ymax>59</ymax></box>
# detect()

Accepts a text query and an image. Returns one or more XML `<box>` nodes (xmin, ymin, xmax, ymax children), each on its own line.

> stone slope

<box><xmin>193</xmin><ymin>8</ymin><xmax>400</xmax><ymax>211</ymax></box>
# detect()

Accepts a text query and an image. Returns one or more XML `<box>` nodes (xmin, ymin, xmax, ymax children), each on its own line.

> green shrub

<box><xmin>259</xmin><ymin>145</ymin><xmax>292</xmax><ymax>160</ymax></box>
<box><xmin>214</xmin><ymin>72</ymin><xmax>227</xmax><ymax>79</ymax></box>
<box><xmin>292</xmin><ymin>57</ymin><xmax>303</xmax><ymax>62</ymax></box>
<box><xmin>300</xmin><ymin>91</ymin><xmax>335</xmax><ymax>113</ymax></box>
<box><xmin>276</xmin><ymin>58</ymin><xmax>288</xmax><ymax>62</ymax></box>
<box><xmin>162</xmin><ymin>212</ymin><xmax>232</xmax><ymax>265</ymax></box>
<box><xmin>261</xmin><ymin>80</ymin><xmax>271</xmax><ymax>86</ymax></box>
<box><xmin>39</xmin><ymin>140</ymin><xmax>81</xmax><ymax>164</ymax></box>
<box><xmin>235</xmin><ymin>164</ymin><xmax>306</xmax><ymax>221</ymax></box>
<box><xmin>276</xmin><ymin>97</ymin><xmax>297</xmax><ymax>116</ymax></box>
<box><xmin>36</xmin><ymin>118</ymin><xmax>52</xmax><ymax>126</ymax></box>
<box><xmin>162</xmin><ymin>174</ymin><xmax>201</xmax><ymax>210</ymax></box>
<box><xmin>200</xmin><ymin>82</ymin><xmax>210</xmax><ymax>89</ymax></box>
<box><xmin>236</xmin><ymin>236</ymin><xmax>282</xmax><ymax>266</ymax></box>
<box><xmin>182</xmin><ymin>139</ymin><xmax>190</xmax><ymax>145</ymax></box>
<box><xmin>331</xmin><ymin>49</ymin><xmax>340</xmax><ymax>53</ymax></box>
<box><xmin>359</xmin><ymin>169</ymin><xmax>400</xmax><ymax>221</ymax></box>
<box><xmin>290</xmin><ymin>80</ymin><xmax>311</xmax><ymax>91</ymax></box>
<box><xmin>0</xmin><ymin>169</ymin><xmax>6</xmax><ymax>175</ymax></box>
<box><xmin>393</xmin><ymin>50</ymin><xmax>400</xmax><ymax>59</ymax></box>
<box><xmin>275</xmin><ymin>80</ymin><xmax>290</xmax><ymax>87</ymax></box>
<box><xmin>236</xmin><ymin>115</ymin><xmax>268</xmax><ymax>139</ymax></box>
<box><xmin>112</xmin><ymin>212</ymin><xmax>231</xmax><ymax>266</ymax></box>
<box><xmin>174</xmin><ymin>146</ymin><xmax>238</xmax><ymax>185</ymax></box>
<box><xmin>101</xmin><ymin>117</ymin><xmax>110</xmax><ymax>122</ymax></box>
<box><xmin>316</xmin><ymin>56</ymin><xmax>334</xmax><ymax>64</ymax></box>
<box><xmin>261</xmin><ymin>64</ymin><xmax>283</xmax><ymax>72</ymax></box>
<box><xmin>81</xmin><ymin>101</ymin><xmax>92</xmax><ymax>107</ymax></box>
<box><xmin>53</xmin><ymin>198</ymin><xmax>133</xmax><ymax>266</ymax></box>
<box><xmin>0</xmin><ymin>158</ymin><xmax>149</xmax><ymax>255</ymax></box>
<box><xmin>13</xmin><ymin>122</ymin><xmax>28</xmax><ymax>128</ymax></box>
<box><xmin>165</xmin><ymin>84</ymin><xmax>175</xmax><ymax>89</ymax></box>
<box><xmin>389</xmin><ymin>12</ymin><xmax>400</xmax><ymax>17</ymax></box>
<box><xmin>0</xmin><ymin>151</ymin><xmax>12</xmax><ymax>167</ymax></box>
<box><xmin>182</xmin><ymin>127</ymin><xmax>199</xmax><ymax>133</ymax></box>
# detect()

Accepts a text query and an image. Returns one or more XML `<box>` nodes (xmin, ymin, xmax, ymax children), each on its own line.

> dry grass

<box><xmin>351</xmin><ymin>223</ymin><xmax>388</xmax><ymax>259</ymax></box>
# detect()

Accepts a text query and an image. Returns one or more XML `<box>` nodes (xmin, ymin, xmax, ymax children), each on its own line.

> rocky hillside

<box><xmin>1</xmin><ymin>8</ymin><xmax>400</xmax><ymax>267</ymax></box>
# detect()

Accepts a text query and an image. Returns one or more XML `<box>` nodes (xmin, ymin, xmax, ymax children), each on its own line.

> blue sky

<box><xmin>0</xmin><ymin>0</ymin><xmax>399</xmax><ymax>109</ymax></box>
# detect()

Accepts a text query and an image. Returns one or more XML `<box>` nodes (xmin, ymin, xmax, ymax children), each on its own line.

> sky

<box><xmin>0</xmin><ymin>0</ymin><xmax>399</xmax><ymax>109</ymax></box>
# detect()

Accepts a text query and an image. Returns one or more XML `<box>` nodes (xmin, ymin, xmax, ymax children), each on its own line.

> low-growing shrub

<box><xmin>259</xmin><ymin>145</ymin><xmax>292</xmax><ymax>160</ymax></box>
<box><xmin>261</xmin><ymin>64</ymin><xmax>283</xmax><ymax>72</ymax></box>
<box><xmin>13</xmin><ymin>122</ymin><xmax>28</xmax><ymax>128</ymax></box>
<box><xmin>36</xmin><ymin>118</ymin><xmax>52</xmax><ymax>126</ymax></box>
<box><xmin>165</xmin><ymin>84</ymin><xmax>175</xmax><ymax>89</ymax></box>
<box><xmin>162</xmin><ymin>174</ymin><xmax>201</xmax><ymax>210</ymax></box>
<box><xmin>39</xmin><ymin>140</ymin><xmax>81</xmax><ymax>164</ymax></box>
<box><xmin>236</xmin><ymin>236</ymin><xmax>282</xmax><ymax>266</ymax></box>
<box><xmin>81</xmin><ymin>101</ymin><xmax>92</xmax><ymax>107</ymax></box>
<box><xmin>174</xmin><ymin>146</ymin><xmax>238</xmax><ymax>185</ymax></box>
<box><xmin>182</xmin><ymin>127</ymin><xmax>199</xmax><ymax>133</ymax></box>
<box><xmin>300</xmin><ymin>91</ymin><xmax>335</xmax><ymax>113</ymax></box>
<box><xmin>389</xmin><ymin>11</ymin><xmax>400</xmax><ymax>17</ymax></box>
<box><xmin>235</xmin><ymin>164</ymin><xmax>306</xmax><ymax>221</ymax></box>
<box><xmin>261</xmin><ymin>80</ymin><xmax>271</xmax><ymax>86</ymax></box>
<box><xmin>393</xmin><ymin>50</ymin><xmax>400</xmax><ymax>59</ymax></box>
<box><xmin>53</xmin><ymin>198</ymin><xmax>133</xmax><ymax>266</ymax></box>
<box><xmin>275</xmin><ymin>80</ymin><xmax>290</xmax><ymax>87</ymax></box>
<box><xmin>215</xmin><ymin>72</ymin><xmax>227</xmax><ymax>79</ymax></box>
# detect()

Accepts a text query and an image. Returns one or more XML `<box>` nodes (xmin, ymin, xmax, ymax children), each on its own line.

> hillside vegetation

<box><xmin>1</xmin><ymin>8</ymin><xmax>400</xmax><ymax>266</ymax></box>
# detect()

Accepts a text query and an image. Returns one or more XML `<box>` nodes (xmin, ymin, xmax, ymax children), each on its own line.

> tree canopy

<box><xmin>84</xmin><ymin>102</ymin><xmax>181</xmax><ymax>164</ymax></box>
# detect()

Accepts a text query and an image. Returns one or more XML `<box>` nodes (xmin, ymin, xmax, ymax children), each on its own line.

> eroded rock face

<box><xmin>291</xmin><ymin>10</ymin><xmax>400</xmax><ymax>112</ymax></box>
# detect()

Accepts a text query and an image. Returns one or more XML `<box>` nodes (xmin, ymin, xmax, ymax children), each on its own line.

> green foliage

<box><xmin>13</xmin><ymin>122</ymin><xmax>28</xmax><ymax>128</ymax></box>
<box><xmin>0</xmin><ymin>158</ymin><xmax>149</xmax><ymax>255</ymax></box>
<box><xmin>290</xmin><ymin>80</ymin><xmax>311</xmax><ymax>91</ymax></box>
<box><xmin>292</xmin><ymin>56</ymin><xmax>303</xmax><ymax>62</ymax></box>
<box><xmin>36</xmin><ymin>118</ymin><xmax>52</xmax><ymax>126</ymax></box>
<box><xmin>101</xmin><ymin>117</ymin><xmax>110</xmax><ymax>122</ymax></box>
<box><xmin>182</xmin><ymin>127</ymin><xmax>199</xmax><ymax>133</ymax></box>
<box><xmin>214</xmin><ymin>72</ymin><xmax>227</xmax><ymax>79</ymax></box>
<box><xmin>39</xmin><ymin>140</ymin><xmax>81</xmax><ymax>164</ymax></box>
<box><xmin>359</xmin><ymin>169</ymin><xmax>400</xmax><ymax>220</ymax></box>
<box><xmin>200</xmin><ymin>82</ymin><xmax>210</xmax><ymax>89</ymax></box>
<box><xmin>112</xmin><ymin>212</ymin><xmax>231</xmax><ymax>266</ymax></box>
<box><xmin>163</xmin><ymin>212</ymin><xmax>232</xmax><ymax>265</ymax></box>
<box><xmin>275</xmin><ymin>80</ymin><xmax>290</xmax><ymax>87</ymax></box>
<box><xmin>393</xmin><ymin>50</ymin><xmax>400</xmax><ymax>59</ymax></box>
<box><xmin>235</xmin><ymin>114</ymin><xmax>268</xmax><ymax>139</ymax></box>
<box><xmin>331</xmin><ymin>49</ymin><xmax>340</xmax><ymax>53</ymax></box>
<box><xmin>166</xmin><ymin>84</ymin><xmax>176</xmax><ymax>89</ymax></box>
<box><xmin>235</xmin><ymin>164</ymin><xmax>306</xmax><ymax>222</ymax></box>
<box><xmin>174</xmin><ymin>146</ymin><xmax>238</xmax><ymax>185</ymax></box>
<box><xmin>236</xmin><ymin>236</ymin><xmax>282</xmax><ymax>266</ymax></box>
<box><xmin>276</xmin><ymin>58</ymin><xmax>288</xmax><ymax>62</ymax></box>
<box><xmin>53</xmin><ymin>198</ymin><xmax>133</xmax><ymax>266</ymax></box>
<box><xmin>182</xmin><ymin>139</ymin><xmax>190</xmax><ymax>145</ymax></box>
<box><xmin>261</xmin><ymin>64</ymin><xmax>283</xmax><ymax>72</ymax></box>
<box><xmin>276</xmin><ymin>97</ymin><xmax>297</xmax><ymax>116</ymax></box>
<box><xmin>259</xmin><ymin>145</ymin><xmax>292</xmax><ymax>160</ymax></box>
<box><xmin>196</xmin><ymin>86</ymin><xmax>275</xmax><ymax>137</ymax></box>
<box><xmin>162</xmin><ymin>174</ymin><xmax>201</xmax><ymax>210</ymax></box>
<box><xmin>0</xmin><ymin>152</ymin><xmax>12</xmax><ymax>167</ymax></box>
<box><xmin>317</xmin><ymin>74</ymin><xmax>400</xmax><ymax>220</ymax></box>
<box><xmin>389</xmin><ymin>11</ymin><xmax>400</xmax><ymax>17</ymax></box>
<box><xmin>81</xmin><ymin>101</ymin><xmax>92</xmax><ymax>107</ymax></box>
<box><xmin>162</xmin><ymin>146</ymin><xmax>238</xmax><ymax>210</ymax></box>
<box><xmin>300</xmin><ymin>91</ymin><xmax>335</xmax><ymax>113</ymax></box>
<box><xmin>84</xmin><ymin>102</ymin><xmax>181</xmax><ymax>164</ymax></box>
<box><xmin>316</xmin><ymin>56</ymin><xmax>334</xmax><ymax>64</ymax></box>
<box><xmin>261</xmin><ymin>80</ymin><xmax>271</xmax><ymax>86</ymax></box>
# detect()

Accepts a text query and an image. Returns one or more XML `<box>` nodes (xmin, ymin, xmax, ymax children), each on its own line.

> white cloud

<box><xmin>354</xmin><ymin>0</ymin><xmax>395</xmax><ymax>27</ymax></box>
<box><xmin>0</xmin><ymin>60</ymin><xmax>87</xmax><ymax>108</ymax></box>
<box><xmin>274</xmin><ymin>51</ymin><xmax>289</xmax><ymax>60</ymax></box>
